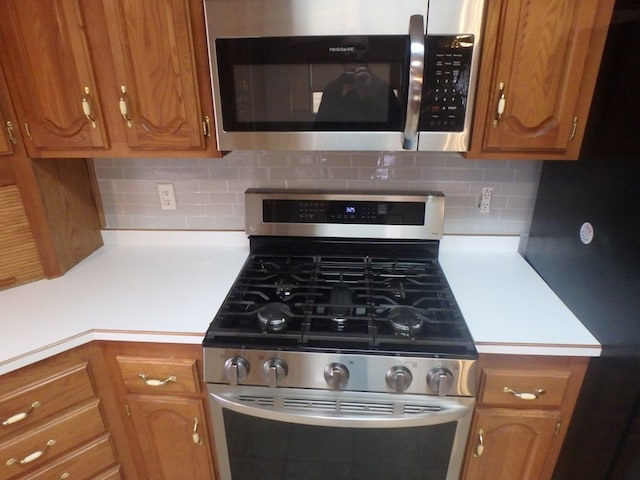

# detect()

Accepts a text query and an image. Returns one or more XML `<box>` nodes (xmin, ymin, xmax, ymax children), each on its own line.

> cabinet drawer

<box><xmin>0</xmin><ymin>363</ymin><xmax>94</xmax><ymax>439</ymax></box>
<box><xmin>21</xmin><ymin>434</ymin><xmax>116</xmax><ymax>480</ymax></box>
<box><xmin>480</xmin><ymin>368</ymin><xmax>571</xmax><ymax>408</ymax></box>
<box><xmin>0</xmin><ymin>399</ymin><xmax>105</xmax><ymax>479</ymax></box>
<box><xmin>116</xmin><ymin>356</ymin><xmax>199</xmax><ymax>394</ymax></box>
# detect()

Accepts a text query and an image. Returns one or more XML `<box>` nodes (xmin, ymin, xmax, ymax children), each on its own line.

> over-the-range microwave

<box><xmin>204</xmin><ymin>0</ymin><xmax>486</xmax><ymax>152</ymax></box>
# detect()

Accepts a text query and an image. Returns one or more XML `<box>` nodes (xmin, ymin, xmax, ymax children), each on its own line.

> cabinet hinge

<box><xmin>202</xmin><ymin>115</ymin><xmax>211</xmax><ymax>138</ymax></box>
<box><xmin>570</xmin><ymin>116</ymin><xmax>579</xmax><ymax>141</ymax></box>
<box><xmin>125</xmin><ymin>403</ymin><xmax>131</xmax><ymax>416</ymax></box>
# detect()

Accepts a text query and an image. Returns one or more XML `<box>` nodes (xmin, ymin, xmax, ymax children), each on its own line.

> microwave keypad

<box><xmin>421</xmin><ymin>35</ymin><xmax>474</xmax><ymax>132</ymax></box>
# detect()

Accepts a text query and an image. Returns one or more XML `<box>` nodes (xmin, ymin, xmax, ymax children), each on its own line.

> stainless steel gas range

<box><xmin>203</xmin><ymin>189</ymin><xmax>477</xmax><ymax>480</ymax></box>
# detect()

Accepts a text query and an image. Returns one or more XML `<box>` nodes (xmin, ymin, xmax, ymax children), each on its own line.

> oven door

<box><xmin>208</xmin><ymin>384</ymin><xmax>474</xmax><ymax>480</ymax></box>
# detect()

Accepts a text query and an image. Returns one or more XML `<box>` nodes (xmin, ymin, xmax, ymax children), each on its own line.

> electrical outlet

<box><xmin>157</xmin><ymin>183</ymin><xmax>177</xmax><ymax>210</ymax></box>
<box><xmin>479</xmin><ymin>187</ymin><xmax>493</xmax><ymax>213</ymax></box>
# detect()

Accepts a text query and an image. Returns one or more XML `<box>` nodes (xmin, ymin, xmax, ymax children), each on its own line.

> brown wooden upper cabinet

<box><xmin>467</xmin><ymin>0</ymin><xmax>616</xmax><ymax>160</ymax></box>
<box><xmin>0</xmin><ymin>0</ymin><xmax>219</xmax><ymax>158</ymax></box>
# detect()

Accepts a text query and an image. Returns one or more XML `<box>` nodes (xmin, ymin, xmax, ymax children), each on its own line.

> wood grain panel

<box><xmin>0</xmin><ymin>185</ymin><xmax>45</xmax><ymax>289</ymax></box>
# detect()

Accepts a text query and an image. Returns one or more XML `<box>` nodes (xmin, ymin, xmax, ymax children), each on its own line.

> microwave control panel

<box><xmin>420</xmin><ymin>35</ymin><xmax>475</xmax><ymax>132</ymax></box>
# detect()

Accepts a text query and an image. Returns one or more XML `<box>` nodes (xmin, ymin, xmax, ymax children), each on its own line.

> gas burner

<box><xmin>257</xmin><ymin>302</ymin><xmax>292</xmax><ymax>332</ymax></box>
<box><xmin>328</xmin><ymin>282</ymin><xmax>354</xmax><ymax>328</ymax></box>
<box><xmin>388</xmin><ymin>307</ymin><xmax>426</xmax><ymax>336</ymax></box>
<box><xmin>274</xmin><ymin>276</ymin><xmax>298</xmax><ymax>300</ymax></box>
<box><xmin>384</xmin><ymin>278</ymin><xmax>407</xmax><ymax>299</ymax></box>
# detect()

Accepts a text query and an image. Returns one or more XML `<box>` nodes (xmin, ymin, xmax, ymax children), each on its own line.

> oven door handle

<box><xmin>402</xmin><ymin>14</ymin><xmax>425</xmax><ymax>150</ymax></box>
<box><xmin>210</xmin><ymin>390</ymin><xmax>472</xmax><ymax>428</ymax></box>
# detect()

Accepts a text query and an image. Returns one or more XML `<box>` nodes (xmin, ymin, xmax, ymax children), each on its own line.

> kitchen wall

<box><xmin>94</xmin><ymin>151</ymin><xmax>542</xmax><ymax>234</ymax></box>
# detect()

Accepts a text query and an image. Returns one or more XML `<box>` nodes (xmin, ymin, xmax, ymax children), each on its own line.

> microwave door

<box><xmin>212</xmin><ymin>33</ymin><xmax>419</xmax><ymax>151</ymax></box>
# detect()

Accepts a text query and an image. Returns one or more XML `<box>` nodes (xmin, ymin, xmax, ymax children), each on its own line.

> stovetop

<box><xmin>203</xmin><ymin>238</ymin><xmax>476</xmax><ymax>359</ymax></box>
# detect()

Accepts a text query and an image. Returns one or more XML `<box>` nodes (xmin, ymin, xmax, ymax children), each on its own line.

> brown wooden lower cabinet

<box><xmin>459</xmin><ymin>354</ymin><xmax>589</xmax><ymax>480</ymax></box>
<box><xmin>99</xmin><ymin>341</ymin><xmax>218</xmax><ymax>480</ymax></box>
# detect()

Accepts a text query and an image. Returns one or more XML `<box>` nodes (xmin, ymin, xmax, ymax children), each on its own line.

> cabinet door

<box><xmin>102</xmin><ymin>0</ymin><xmax>207</xmax><ymax>151</ymax></box>
<box><xmin>126</xmin><ymin>394</ymin><xmax>216</xmax><ymax>480</ymax></box>
<box><xmin>0</xmin><ymin>0</ymin><xmax>109</xmax><ymax>154</ymax></box>
<box><xmin>468</xmin><ymin>0</ymin><xmax>615</xmax><ymax>159</ymax></box>
<box><xmin>463</xmin><ymin>408</ymin><xmax>560</xmax><ymax>480</ymax></box>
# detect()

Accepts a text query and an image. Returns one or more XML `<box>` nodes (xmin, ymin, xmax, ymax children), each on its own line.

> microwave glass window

<box><xmin>216</xmin><ymin>36</ymin><xmax>408</xmax><ymax>132</ymax></box>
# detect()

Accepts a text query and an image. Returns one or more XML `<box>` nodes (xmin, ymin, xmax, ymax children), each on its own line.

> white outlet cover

<box><xmin>579</xmin><ymin>222</ymin><xmax>594</xmax><ymax>245</ymax></box>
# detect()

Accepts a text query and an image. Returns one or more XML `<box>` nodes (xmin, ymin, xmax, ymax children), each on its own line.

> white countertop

<box><xmin>0</xmin><ymin>231</ymin><xmax>600</xmax><ymax>375</ymax></box>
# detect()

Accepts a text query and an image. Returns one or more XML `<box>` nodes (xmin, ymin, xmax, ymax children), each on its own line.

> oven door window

<box><xmin>223</xmin><ymin>408</ymin><xmax>456</xmax><ymax>480</ymax></box>
<box><xmin>215</xmin><ymin>36</ymin><xmax>408</xmax><ymax>132</ymax></box>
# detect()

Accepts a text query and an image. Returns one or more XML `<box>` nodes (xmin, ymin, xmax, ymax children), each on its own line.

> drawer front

<box><xmin>22</xmin><ymin>434</ymin><xmax>116</xmax><ymax>480</ymax></box>
<box><xmin>480</xmin><ymin>367</ymin><xmax>571</xmax><ymax>408</ymax></box>
<box><xmin>0</xmin><ymin>399</ymin><xmax>105</xmax><ymax>479</ymax></box>
<box><xmin>116</xmin><ymin>356</ymin><xmax>199</xmax><ymax>394</ymax></box>
<box><xmin>0</xmin><ymin>363</ymin><xmax>94</xmax><ymax>439</ymax></box>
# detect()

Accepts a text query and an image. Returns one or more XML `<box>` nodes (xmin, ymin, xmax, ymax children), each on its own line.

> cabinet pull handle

<box><xmin>192</xmin><ymin>417</ymin><xmax>203</xmax><ymax>445</ymax></box>
<box><xmin>139</xmin><ymin>373</ymin><xmax>177</xmax><ymax>387</ymax></box>
<box><xmin>2</xmin><ymin>401</ymin><xmax>42</xmax><ymax>426</ymax></box>
<box><xmin>119</xmin><ymin>85</ymin><xmax>133</xmax><ymax>128</ymax></box>
<box><xmin>503</xmin><ymin>386</ymin><xmax>546</xmax><ymax>400</ymax></box>
<box><xmin>6</xmin><ymin>439</ymin><xmax>56</xmax><ymax>466</ymax></box>
<box><xmin>473</xmin><ymin>428</ymin><xmax>484</xmax><ymax>457</ymax></box>
<box><xmin>59</xmin><ymin>472</ymin><xmax>70</xmax><ymax>480</ymax></box>
<box><xmin>570</xmin><ymin>116</ymin><xmax>579</xmax><ymax>140</ymax></box>
<box><xmin>81</xmin><ymin>86</ymin><xmax>97</xmax><ymax>128</ymax></box>
<box><xmin>493</xmin><ymin>82</ymin><xmax>506</xmax><ymax>127</ymax></box>
<box><xmin>202</xmin><ymin>115</ymin><xmax>211</xmax><ymax>138</ymax></box>
<box><xmin>5</xmin><ymin>121</ymin><xmax>17</xmax><ymax>145</ymax></box>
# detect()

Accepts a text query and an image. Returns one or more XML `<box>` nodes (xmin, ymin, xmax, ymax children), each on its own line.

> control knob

<box><xmin>427</xmin><ymin>367</ymin><xmax>454</xmax><ymax>396</ymax></box>
<box><xmin>262</xmin><ymin>358</ymin><xmax>288</xmax><ymax>387</ymax></box>
<box><xmin>324</xmin><ymin>362</ymin><xmax>350</xmax><ymax>390</ymax></box>
<box><xmin>385</xmin><ymin>366</ymin><xmax>413</xmax><ymax>393</ymax></box>
<box><xmin>223</xmin><ymin>356</ymin><xmax>250</xmax><ymax>385</ymax></box>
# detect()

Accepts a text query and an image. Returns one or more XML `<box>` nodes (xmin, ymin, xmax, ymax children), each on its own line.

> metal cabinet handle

<box><xmin>138</xmin><ymin>373</ymin><xmax>177</xmax><ymax>387</ymax></box>
<box><xmin>192</xmin><ymin>417</ymin><xmax>203</xmax><ymax>445</ymax></box>
<box><xmin>59</xmin><ymin>472</ymin><xmax>70</xmax><ymax>480</ymax></box>
<box><xmin>119</xmin><ymin>85</ymin><xmax>133</xmax><ymax>128</ymax></box>
<box><xmin>2</xmin><ymin>401</ymin><xmax>42</xmax><ymax>426</ymax></box>
<box><xmin>503</xmin><ymin>386</ymin><xmax>546</xmax><ymax>400</ymax></box>
<box><xmin>5</xmin><ymin>121</ymin><xmax>17</xmax><ymax>145</ymax></box>
<box><xmin>6</xmin><ymin>439</ymin><xmax>56</xmax><ymax>466</ymax></box>
<box><xmin>402</xmin><ymin>14</ymin><xmax>425</xmax><ymax>149</ymax></box>
<box><xmin>493</xmin><ymin>82</ymin><xmax>506</xmax><ymax>127</ymax></box>
<box><xmin>473</xmin><ymin>428</ymin><xmax>484</xmax><ymax>457</ymax></box>
<box><xmin>81</xmin><ymin>86</ymin><xmax>97</xmax><ymax>128</ymax></box>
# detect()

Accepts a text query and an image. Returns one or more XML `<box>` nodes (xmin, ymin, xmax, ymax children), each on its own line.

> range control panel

<box><xmin>420</xmin><ymin>35</ymin><xmax>475</xmax><ymax>132</ymax></box>
<box><xmin>263</xmin><ymin>199</ymin><xmax>425</xmax><ymax>225</ymax></box>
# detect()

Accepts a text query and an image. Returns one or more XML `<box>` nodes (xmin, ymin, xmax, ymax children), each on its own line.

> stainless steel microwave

<box><xmin>204</xmin><ymin>0</ymin><xmax>486</xmax><ymax>152</ymax></box>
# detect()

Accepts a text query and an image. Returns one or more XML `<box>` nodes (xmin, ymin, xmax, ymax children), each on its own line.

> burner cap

<box><xmin>274</xmin><ymin>276</ymin><xmax>298</xmax><ymax>300</ymax></box>
<box><xmin>257</xmin><ymin>303</ymin><xmax>292</xmax><ymax>332</ymax></box>
<box><xmin>388</xmin><ymin>307</ymin><xmax>425</xmax><ymax>336</ymax></box>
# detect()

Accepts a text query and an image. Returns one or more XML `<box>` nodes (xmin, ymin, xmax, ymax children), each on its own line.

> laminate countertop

<box><xmin>0</xmin><ymin>231</ymin><xmax>600</xmax><ymax>375</ymax></box>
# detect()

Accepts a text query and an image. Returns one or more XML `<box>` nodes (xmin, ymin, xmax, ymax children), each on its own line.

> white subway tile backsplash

<box><xmin>93</xmin><ymin>152</ymin><xmax>542</xmax><ymax>234</ymax></box>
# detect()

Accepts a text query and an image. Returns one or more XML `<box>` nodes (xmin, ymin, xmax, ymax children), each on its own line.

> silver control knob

<box><xmin>223</xmin><ymin>356</ymin><xmax>250</xmax><ymax>386</ymax></box>
<box><xmin>385</xmin><ymin>366</ymin><xmax>413</xmax><ymax>393</ymax></box>
<box><xmin>427</xmin><ymin>367</ymin><xmax>455</xmax><ymax>396</ymax></box>
<box><xmin>262</xmin><ymin>358</ymin><xmax>288</xmax><ymax>388</ymax></box>
<box><xmin>324</xmin><ymin>362</ymin><xmax>350</xmax><ymax>390</ymax></box>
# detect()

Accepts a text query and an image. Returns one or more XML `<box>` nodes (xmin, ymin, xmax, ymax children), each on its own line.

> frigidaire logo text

<box><xmin>328</xmin><ymin>46</ymin><xmax>356</xmax><ymax>53</ymax></box>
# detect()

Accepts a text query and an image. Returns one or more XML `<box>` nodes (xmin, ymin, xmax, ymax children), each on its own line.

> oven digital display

<box><xmin>263</xmin><ymin>199</ymin><xmax>425</xmax><ymax>225</ymax></box>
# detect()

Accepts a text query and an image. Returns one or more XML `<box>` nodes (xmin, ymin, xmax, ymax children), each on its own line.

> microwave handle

<box><xmin>402</xmin><ymin>14</ymin><xmax>425</xmax><ymax>150</ymax></box>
